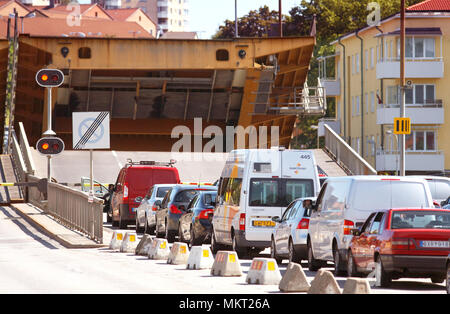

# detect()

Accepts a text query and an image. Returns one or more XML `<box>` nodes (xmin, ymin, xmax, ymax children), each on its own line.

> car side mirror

<box><xmin>272</xmin><ymin>216</ymin><xmax>281</xmax><ymax>223</ymax></box>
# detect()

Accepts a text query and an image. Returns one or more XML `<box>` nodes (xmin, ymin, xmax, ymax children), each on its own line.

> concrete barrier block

<box><xmin>246</xmin><ymin>258</ymin><xmax>282</xmax><ymax>285</ymax></box>
<box><xmin>342</xmin><ymin>278</ymin><xmax>372</xmax><ymax>294</ymax></box>
<box><xmin>307</xmin><ymin>269</ymin><xmax>342</xmax><ymax>294</ymax></box>
<box><xmin>120</xmin><ymin>232</ymin><xmax>138</xmax><ymax>253</ymax></box>
<box><xmin>167</xmin><ymin>242</ymin><xmax>190</xmax><ymax>265</ymax></box>
<box><xmin>279</xmin><ymin>262</ymin><xmax>311</xmax><ymax>292</ymax></box>
<box><xmin>187</xmin><ymin>246</ymin><xmax>215</xmax><ymax>270</ymax></box>
<box><xmin>135</xmin><ymin>234</ymin><xmax>153</xmax><ymax>256</ymax></box>
<box><xmin>210</xmin><ymin>251</ymin><xmax>242</xmax><ymax>277</ymax></box>
<box><xmin>148</xmin><ymin>238</ymin><xmax>170</xmax><ymax>260</ymax></box>
<box><xmin>109</xmin><ymin>230</ymin><xmax>126</xmax><ymax>250</ymax></box>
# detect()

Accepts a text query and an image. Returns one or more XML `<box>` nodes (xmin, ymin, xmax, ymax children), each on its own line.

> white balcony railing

<box><xmin>376</xmin><ymin>58</ymin><xmax>444</xmax><ymax>79</ymax></box>
<box><xmin>377</xmin><ymin>100</ymin><xmax>444</xmax><ymax>125</ymax></box>
<box><xmin>318</xmin><ymin>78</ymin><xmax>340</xmax><ymax>96</ymax></box>
<box><xmin>376</xmin><ymin>150</ymin><xmax>444</xmax><ymax>172</ymax></box>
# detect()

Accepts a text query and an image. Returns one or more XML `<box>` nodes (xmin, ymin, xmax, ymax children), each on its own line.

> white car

<box><xmin>306</xmin><ymin>176</ymin><xmax>434</xmax><ymax>275</ymax></box>
<box><xmin>135</xmin><ymin>184</ymin><xmax>175</xmax><ymax>234</ymax></box>
<box><xmin>409</xmin><ymin>176</ymin><xmax>450</xmax><ymax>206</ymax></box>
<box><xmin>270</xmin><ymin>197</ymin><xmax>316</xmax><ymax>264</ymax></box>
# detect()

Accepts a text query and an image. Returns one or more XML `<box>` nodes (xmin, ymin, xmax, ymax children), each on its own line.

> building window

<box><xmin>406</xmin><ymin>131</ymin><xmax>436</xmax><ymax>151</ymax></box>
<box><xmin>370</xmin><ymin>47</ymin><xmax>374</xmax><ymax>68</ymax></box>
<box><xmin>78</xmin><ymin>47</ymin><xmax>91</xmax><ymax>59</ymax></box>
<box><xmin>370</xmin><ymin>91</ymin><xmax>375</xmax><ymax>112</ymax></box>
<box><xmin>405</xmin><ymin>84</ymin><xmax>435</xmax><ymax>106</ymax></box>
<box><xmin>401</xmin><ymin>37</ymin><xmax>435</xmax><ymax>59</ymax></box>
<box><xmin>216</xmin><ymin>49</ymin><xmax>229</xmax><ymax>61</ymax></box>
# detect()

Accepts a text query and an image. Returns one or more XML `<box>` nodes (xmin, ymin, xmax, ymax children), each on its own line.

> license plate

<box><xmin>420</xmin><ymin>241</ymin><xmax>450</xmax><ymax>248</ymax></box>
<box><xmin>252</xmin><ymin>220</ymin><xmax>276</xmax><ymax>228</ymax></box>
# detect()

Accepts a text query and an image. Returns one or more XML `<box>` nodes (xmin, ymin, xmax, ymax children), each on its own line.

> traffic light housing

<box><xmin>36</xmin><ymin>137</ymin><xmax>65</xmax><ymax>155</ymax></box>
<box><xmin>35</xmin><ymin>69</ymin><xmax>64</xmax><ymax>88</ymax></box>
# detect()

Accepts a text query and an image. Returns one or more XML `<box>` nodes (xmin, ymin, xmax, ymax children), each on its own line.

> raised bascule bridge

<box><xmin>1</xmin><ymin>35</ymin><xmax>326</xmax><ymax>152</ymax></box>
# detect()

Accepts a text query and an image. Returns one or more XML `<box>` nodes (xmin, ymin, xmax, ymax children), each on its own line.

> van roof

<box><xmin>325</xmin><ymin>175</ymin><xmax>430</xmax><ymax>183</ymax></box>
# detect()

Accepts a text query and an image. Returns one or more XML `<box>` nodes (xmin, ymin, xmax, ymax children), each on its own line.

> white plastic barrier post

<box><xmin>246</xmin><ymin>258</ymin><xmax>282</xmax><ymax>285</ymax></box>
<box><xmin>120</xmin><ymin>232</ymin><xmax>138</xmax><ymax>253</ymax></box>
<box><xmin>186</xmin><ymin>246</ymin><xmax>214</xmax><ymax>270</ymax></box>
<box><xmin>148</xmin><ymin>238</ymin><xmax>170</xmax><ymax>260</ymax></box>
<box><xmin>135</xmin><ymin>234</ymin><xmax>153</xmax><ymax>256</ymax></box>
<box><xmin>210</xmin><ymin>251</ymin><xmax>242</xmax><ymax>277</ymax></box>
<box><xmin>167</xmin><ymin>242</ymin><xmax>190</xmax><ymax>265</ymax></box>
<box><xmin>109</xmin><ymin>230</ymin><xmax>126</xmax><ymax>250</ymax></box>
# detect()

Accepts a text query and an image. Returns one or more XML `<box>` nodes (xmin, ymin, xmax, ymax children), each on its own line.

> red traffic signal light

<box><xmin>36</xmin><ymin>137</ymin><xmax>65</xmax><ymax>155</ymax></box>
<box><xmin>36</xmin><ymin>69</ymin><xmax>64</xmax><ymax>87</ymax></box>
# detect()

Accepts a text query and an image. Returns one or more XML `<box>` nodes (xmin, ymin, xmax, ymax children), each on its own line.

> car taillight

<box><xmin>239</xmin><ymin>213</ymin><xmax>245</xmax><ymax>231</ymax></box>
<box><xmin>391</xmin><ymin>238</ymin><xmax>410</xmax><ymax>250</ymax></box>
<box><xmin>297</xmin><ymin>218</ymin><xmax>309</xmax><ymax>229</ymax></box>
<box><xmin>169</xmin><ymin>204</ymin><xmax>182</xmax><ymax>214</ymax></box>
<box><xmin>152</xmin><ymin>205</ymin><xmax>158</xmax><ymax>211</ymax></box>
<box><xmin>123</xmin><ymin>183</ymin><xmax>129</xmax><ymax>201</ymax></box>
<box><xmin>343</xmin><ymin>220</ymin><xmax>355</xmax><ymax>235</ymax></box>
<box><xmin>198</xmin><ymin>209</ymin><xmax>214</xmax><ymax>220</ymax></box>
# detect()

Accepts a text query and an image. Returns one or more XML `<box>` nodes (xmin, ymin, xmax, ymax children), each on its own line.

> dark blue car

<box><xmin>178</xmin><ymin>190</ymin><xmax>218</xmax><ymax>247</ymax></box>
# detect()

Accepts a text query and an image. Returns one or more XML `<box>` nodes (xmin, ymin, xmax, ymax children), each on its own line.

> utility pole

<box><xmin>279</xmin><ymin>0</ymin><xmax>283</xmax><ymax>37</ymax></box>
<box><xmin>399</xmin><ymin>0</ymin><xmax>406</xmax><ymax>176</ymax></box>
<box><xmin>234</xmin><ymin>0</ymin><xmax>238</xmax><ymax>38</ymax></box>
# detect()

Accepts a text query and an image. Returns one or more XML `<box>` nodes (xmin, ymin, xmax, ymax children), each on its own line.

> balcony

<box><xmin>319</xmin><ymin>78</ymin><xmax>340</xmax><ymax>96</ymax></box>
<box><xmin>376</xmin><ymin>58</ymin><xmax>444</xmax><ymax>79</ymax></box>
<box><xmin>377</xmin><ymin>101</ymin><xmax>444</xmax><ymax>125</ymax></box>
<box><xmin>376</xmin><ymin>150</ymin><xmax>444</xmax><ymax>172</ymax></box>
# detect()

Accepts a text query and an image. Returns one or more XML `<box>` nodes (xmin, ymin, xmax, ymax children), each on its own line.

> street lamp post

<box><xmin>386</xmin><ymin>130</ymin><xmax>399</xmax><ymax>176</ymax></box>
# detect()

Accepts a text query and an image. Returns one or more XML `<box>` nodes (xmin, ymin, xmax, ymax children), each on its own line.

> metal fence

<box><xmin>324</xmin><ymin>124</ymin><xmax>377</xmax><ymax>176</ymax></box>
<box><xmin>47</xmin><ymin>182</ymin><xmax>103</xmax><ymax>243</ymax></box>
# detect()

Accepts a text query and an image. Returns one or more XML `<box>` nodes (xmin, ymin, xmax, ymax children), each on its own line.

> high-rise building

<box><xmin>156</xmin><ymin>0</ymin><xmax>188</xmax><ymax>33</ymax></box>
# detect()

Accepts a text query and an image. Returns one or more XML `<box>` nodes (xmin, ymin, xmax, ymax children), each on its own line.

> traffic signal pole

<box><xmin>400</xmin><ymin>0</ymin><xmax>406</xmax><ymax>176</ymax></box>
<box><xmin>44</xmin><ymin>87</ymin><xmax>56</xmax><ymax>137</ymax></box>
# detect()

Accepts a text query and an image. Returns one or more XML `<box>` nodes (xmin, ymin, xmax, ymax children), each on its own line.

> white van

<box><xmin>211</xmin><ymin>148</ymin><xmax>320</xmax><ymax>257</ymax></box>
<box><xmin>306</xmin><ymin>176</ymin><xmax>434</xmax><ymax>275</ymax></box>
<box><xmin>408</xmin><ymin>176</ymin><xmax>450</xmax><ymax>206</ymax></box>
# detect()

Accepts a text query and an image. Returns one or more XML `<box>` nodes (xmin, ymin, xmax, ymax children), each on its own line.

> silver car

<box><xmin>135</xmin><ymin>184</ymin><xmax>175</xmax><ymax>234</ymax></box>
<box><xmin>270</xmin><ymin>197</ymin><xmax>316</xmax><ymax>264</ymax></box>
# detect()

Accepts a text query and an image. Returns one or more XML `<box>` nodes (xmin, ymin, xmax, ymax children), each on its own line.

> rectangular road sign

<box><xmin>72</xmin><ymin>112</ymin><xmax>110</xmax><ymax>150</ymax></box>
<box><xmin>393</xmin><ymin>117</ymin><xmax>411</xmax><ymax>135</ymax></box>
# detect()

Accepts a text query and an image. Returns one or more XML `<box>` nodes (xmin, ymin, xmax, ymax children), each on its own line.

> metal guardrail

<box><xmin>323</xmin><ymin>124</ymin><xmax>377</xmax><ymax>176</ymax></box>
<box><xmin>13</xmin><ymin>121</ymin><xmax>103</xmax><ymax>243</ymax></box>
<box><xmin>47</xmin><ymin>182</ymin><xmax>103</xmax><ymax>243</ymax></box>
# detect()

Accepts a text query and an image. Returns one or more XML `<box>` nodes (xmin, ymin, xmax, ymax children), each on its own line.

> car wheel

<box><xmin>375</xmin><ymin>255</ymin><xmax>391</xmax><ymax>288</ymax></box>
<box><xmin>210</xmin><ymin>230</ymin><xmax>221</xmax><ymax>254</ymax></box>
<box><xmin>232</xmin><ymin>232</ymin><xmax>247</xmax><ymax>259</ymax></box>
<box><xmin>307</xmin><ymin>241</ymin><xmax>321</xmax><ymax>272</ymax></box>
<box><xmin>333</xmin><ymin>245</ymin><xmax>347</xmax><ymax>276</ymax></box>
<box><xmin>446</xmin><ymin>262</ymin><xmax>450</xmax><ymax>294</ymax></box>
<box><xmin>178</xmin><ymin>224</ymin><xmax>185</xmax><ymax>243</ymax></box>
<box><xmin>288</xmin><ymin>239</ymin><xmax>301</xmax><ymax>264</ymax></box>
<box><xmin>165</xmin><ymin>221</ymin><xmax>175</xmax><ymax>243</ymax></box>
<box><xmin>347</xmin><ymin>250</ymin><xmax>359</xmax><ymax>277</ymax></box>
<box><xmin>118</xmin><ymin>211</ymin><xmax>127</xmax><ymax>229</ymax></box>
<box><xmin>135</xmin><ymin>217</ymin><xmax>144</xmax><ymax>234</ymax></box>
<box><xmin>190</xmin><ymin>228</ymin><xmax>199</xmax><ymax>248</ymax></box>
<box><xmin>270</xmin><ymin>237</ymin><xmax>283</xmax><ymax>264</ymax></box>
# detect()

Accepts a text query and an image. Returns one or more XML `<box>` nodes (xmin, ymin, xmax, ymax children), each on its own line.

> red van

<box><xmin>111</xmin><ymin>160</ymin><xmax>180</xmax><ymax>229</ymax></box>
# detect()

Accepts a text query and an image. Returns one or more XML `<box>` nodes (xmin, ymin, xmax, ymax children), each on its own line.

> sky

<box><xmin>188</xmin><ymin>0</ymin><xmax>302</xmax><ymax>39</ymax></box>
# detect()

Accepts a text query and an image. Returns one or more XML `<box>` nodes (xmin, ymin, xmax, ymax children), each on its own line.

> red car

<box><xmin>347</xmin><ymin>208</ymin><xmax>450</xmax><ymax>287</ymax></box>
<box><xmin>111</xmin><ymin>160</ymin><xmax>180</xmax><ymax>229</ymax></box>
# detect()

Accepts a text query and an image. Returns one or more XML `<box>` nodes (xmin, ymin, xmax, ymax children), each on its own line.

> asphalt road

<box><xmin>0</xmin><ymin>207</ymin><xmax>446</xmax><ymax>294</ymax></box>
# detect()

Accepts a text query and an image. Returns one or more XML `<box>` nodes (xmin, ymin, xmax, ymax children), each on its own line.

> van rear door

<box><xmin>245</xmin><ymin>150</ymin><xmax>283</xmax><ymax>242</ymax></box>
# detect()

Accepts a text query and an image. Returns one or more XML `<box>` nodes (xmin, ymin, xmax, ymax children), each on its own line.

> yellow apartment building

<box><xmin>319</xmin><ymin>0</ymin><xmax>450</xmax><ymax>175</ymax></box>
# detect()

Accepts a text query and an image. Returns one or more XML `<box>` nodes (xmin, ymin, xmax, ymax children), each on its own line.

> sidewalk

<box><xmin>11</xmin><ymin>203</ymin><xmax>107</xmax><ymax>249</ymax></box>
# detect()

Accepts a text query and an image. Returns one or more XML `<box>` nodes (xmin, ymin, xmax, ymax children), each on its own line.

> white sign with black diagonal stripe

<box><xmin>72</xmin><ymin>112</ymin><xmax>110</xmax><ymax>150</ymax></box>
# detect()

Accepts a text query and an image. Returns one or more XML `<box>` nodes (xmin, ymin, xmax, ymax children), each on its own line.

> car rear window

<box><xmin>352</xmin><ymin>181</ymin><xmax>430</xmax><ymax>210</ymax></box>
<box><xmin>391</xmin><ymin>210</ymin><xmax>450</xmax><ymax>229</ymax></box>
<box><xmin>156</xmin><ymin>187</ymin><xmax>171</xmax><ymax>198</ymax></box>
<box><xmin>174</xmin><ymin>189</ymin><xmax>198</xmax><ymax>203</ymax></box>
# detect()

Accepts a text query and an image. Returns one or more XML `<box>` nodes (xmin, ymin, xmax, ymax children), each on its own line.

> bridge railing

<box><xmin>47</xmin><ymin>182</ymin><xmax>103</xmax><ymax>243</ymax></box>
<box><xmin>323</xmin><ymin>124</ymin><xmax>377</xmax><ymax>176</ymax></box>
